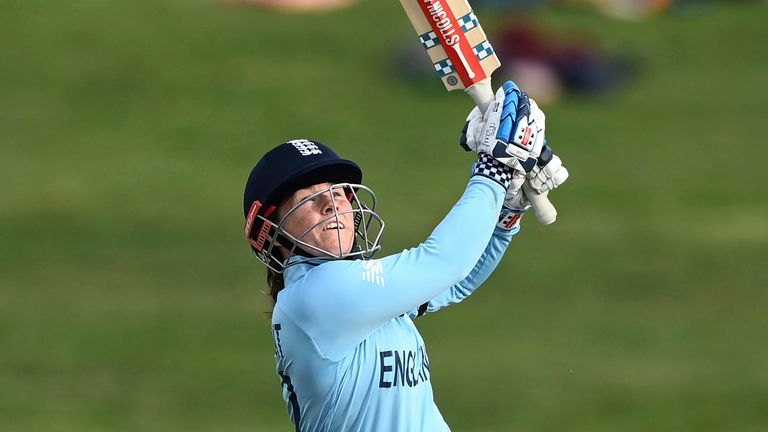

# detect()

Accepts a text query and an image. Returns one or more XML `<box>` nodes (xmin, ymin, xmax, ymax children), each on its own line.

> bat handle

<box><xmin>466</xmin><ymin>80</ymin><xmax>558</xmax><ymax>226</ymax></box>
<box><xmin>523</xmin><ymin>182</ymin><xmax>557</xmax><ymax>225</ymax></box>
<box><xmin>465</xmin><ymin>80</ymin><xmax>495</xmax><ymax>113</ymax></box>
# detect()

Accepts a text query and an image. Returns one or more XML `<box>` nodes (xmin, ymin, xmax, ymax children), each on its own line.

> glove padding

<box><xmin>504</xmin><ymin>169</ymin><xmax>529</xmax><ymax>212</ymax></box>
<box><xmin>498</xmin><ymin>145</ymin><xmax>569</xmax><ymax>230</ymax></box>
<box><xmin>526</xmin><ymin>145</ymin><xmax>569</xmax><ymax>194</ymax></box>
<box><xmin>494</xmin><ymin>169</ymin><xmax>530</xmax><ymax>231</ymax></box>
<box><xmin>461</xmin><ymin>81</ymin><xmax>546</xmax><ymax>171</ymax></box>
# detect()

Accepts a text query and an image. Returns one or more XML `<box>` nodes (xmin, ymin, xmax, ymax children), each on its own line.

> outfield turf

<box><xmin>1</xmin><ymin>1</ymin><xmax>767</xmax><ymax>431</ymax></box>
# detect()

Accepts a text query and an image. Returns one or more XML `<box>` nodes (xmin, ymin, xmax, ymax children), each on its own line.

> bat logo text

<box><xmin>422</xmin><ymin>0</ymin><xmax>460</xmax><ymax>46</ymax></box>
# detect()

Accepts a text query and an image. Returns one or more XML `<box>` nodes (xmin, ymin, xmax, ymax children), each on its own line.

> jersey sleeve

<box><xmin>407</xmin><ymin>225</ymin><xmax>516</xmax><ymax>319</ymax></box>
<box><xmin>277</xmin><ymin>175</ymin><xmax>507</xmax><ymax>360</ymax></box>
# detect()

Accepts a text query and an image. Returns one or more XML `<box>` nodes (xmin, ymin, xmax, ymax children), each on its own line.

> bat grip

<box><xmin>523</xmin><ymin>183</ymin><xmax>557</xmax><ymax>225</ymax></box>
<box><xmin>466</xmin><ymin>80</ymin><xmax>558</xmax><ymax>226</ymax></box>
<box><xmin>466</xmin><ymin>80</ymin><xmax>495</xmax><ymax>113</ymax></box>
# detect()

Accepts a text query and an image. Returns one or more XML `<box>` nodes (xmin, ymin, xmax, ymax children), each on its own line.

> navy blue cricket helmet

<box><xmin>243</xmin><ymin>139</ymin><xmax>383</xmax><ymax>272</ymax></box>
<box><xmin>243</xmin><ymin>139</ymin><xmax>362</xmax><ymax>218</ymax></box>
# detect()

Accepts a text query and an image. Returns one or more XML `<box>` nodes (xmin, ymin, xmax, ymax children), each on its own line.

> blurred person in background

<box><xmin>494</xmin><ymin>22</ymin><xmax>639</xmax><ymax>103</ymax></box>
<box><xmin>474</xmin><ymin>0</ymin><xmax>672</xmax><ymax>18</ymax></box>
<box><xmin>395</xmin><ymin>14</ymin><xmax>638</xmax><ymax>104</ymax></box>
<box><xmin>224</xmin><ymin>0</ymin><xmax>356</xmax><ymax>12</ymax></box>
<box><xmin>582</xmin><ymin>0</ymin><xmax>673</xmax><ymax>19</ymax></box>
<box><xmin>242</xmin><ymin>81</ymin><xmax>568</xmax><ymax>431</ymax></box>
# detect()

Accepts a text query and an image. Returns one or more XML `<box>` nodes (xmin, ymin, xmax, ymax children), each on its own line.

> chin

<box><xmin>322</xmin><ymin>243</ymin><xmax>352</xmax><ymax>257</ymax></box>
<box><xmin>317</xmin><ymin>233</ymin><xmax>353</xmax><ymax>256</ymax></box>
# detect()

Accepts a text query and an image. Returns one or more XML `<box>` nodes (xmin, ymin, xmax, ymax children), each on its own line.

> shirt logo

<box><xmin>362</xmin><ymin>260</ymin><xmax>385</xmax><ymax>287</ymax></box>
<box><xmin>379</xmin><ymin>345</ymin><xmax>430</xmax><ymax>388</ymax></box>
<box><xmin>289</xmin><ymin>139</ymin><xmax>323</xmax><ymax>156</ymax></box>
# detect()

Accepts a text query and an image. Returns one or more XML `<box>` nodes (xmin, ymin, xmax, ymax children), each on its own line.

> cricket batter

<box><xmin>243</xmin><ymin>82</ymin><xmax>568</xmax><ymax>431</ymax></box>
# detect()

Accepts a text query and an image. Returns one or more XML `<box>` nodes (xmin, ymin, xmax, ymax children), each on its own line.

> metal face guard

<box><xmin>250</xmin><ymin>183</ymin><xmax>385</xmax><ymax>273</ymax></box>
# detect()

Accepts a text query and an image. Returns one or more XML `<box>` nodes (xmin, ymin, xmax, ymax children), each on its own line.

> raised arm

<box><xmin>408</xmin><ymin>226</ymin><xmax>515</xmax><ymax>319</ymax></box>
<box><xmin>280</xmin><ymin>168</ymin><xmax>510</xmax><ymax>358</ymax></box>
<box><xmin>279</xmin><ymin>82</ymin><xmax>571</xmax><ymax>359</ymax></box>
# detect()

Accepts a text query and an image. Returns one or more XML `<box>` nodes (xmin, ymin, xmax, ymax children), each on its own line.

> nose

<box><xmin>320</xmin><ymin>191</ymin><xmax>341</xmax><ymax>215</ymax></box>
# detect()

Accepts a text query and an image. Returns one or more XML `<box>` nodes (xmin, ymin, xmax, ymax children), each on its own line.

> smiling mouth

<box><xmin>323</xmin><ymin>221</ymin><xmax>345</xmax><ymax>231</ymax></box>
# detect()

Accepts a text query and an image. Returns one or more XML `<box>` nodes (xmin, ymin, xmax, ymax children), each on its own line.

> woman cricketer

<box><xmin>243</xmin><ymin>82</ymin><xmax>568</xmax><ymax>431</ymax></box>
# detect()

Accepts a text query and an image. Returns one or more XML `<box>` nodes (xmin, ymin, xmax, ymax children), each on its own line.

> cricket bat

<box><xmin>398</xmin><ymin>0</ymin><xmax>558</xmax><ymax>225</ymax></box>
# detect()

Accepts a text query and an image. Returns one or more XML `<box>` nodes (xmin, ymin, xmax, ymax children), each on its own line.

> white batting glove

<box><xmin>461</xmin><ymin>82</ymin><xmax>546</xmax><ymax>172</ymax></box>
<box><xmin>495</xmin><ymin>169</ymin><xmax>530</xmax><ymax>231</ymax></box>
<box><xmin>504</xmin><ymin>169</ymin><xmax>529</xmax><ymax>211</ymax></box>
<box><xmin>460</xmin><ymin>87</ymin><xmax>514</xmax><ymax>165</ymax></box>
<box><xmin>526</xmin><ymin>145</ymin><xmax>569</xmax><ymax>194</ymax></box>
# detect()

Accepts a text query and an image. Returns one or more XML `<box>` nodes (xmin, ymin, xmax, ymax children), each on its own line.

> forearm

<box><xmin>410</xmin><ymin>226</ymin><xmax>515</xmax><ymax>317</ymax></box>
<box><xmin>412</xmin><ymin>176</ymin><xmax>507</xmax><ymax>283</ymax></box>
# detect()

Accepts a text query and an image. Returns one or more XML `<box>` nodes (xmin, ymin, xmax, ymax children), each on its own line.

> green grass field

<box><xmin>1</xmin><ymin>1</ymin><xmax>767</xmax><ymax>430</ymax></box>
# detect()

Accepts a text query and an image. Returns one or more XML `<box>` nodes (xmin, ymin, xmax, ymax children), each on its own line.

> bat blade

<box><xmin>399</xmin><ymin>0</ymin><xmax>500</xmax><ymax>93</ymax></box>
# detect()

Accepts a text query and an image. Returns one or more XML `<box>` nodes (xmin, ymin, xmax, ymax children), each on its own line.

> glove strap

<box><xmin>497</xmin><ymin>206</ymin><xmax>525</xmax><ymax>231</ymax></box>
<box><xmin>472</xmin><ymin>154</ymin><xmax>512</xmax><ymax>189</ymax></box>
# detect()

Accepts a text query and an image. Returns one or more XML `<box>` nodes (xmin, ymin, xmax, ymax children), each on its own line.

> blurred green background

<box><xmin>1</xmin><ymin>0</ymin><xmax>767</xmax><ymax>431</ymax></box>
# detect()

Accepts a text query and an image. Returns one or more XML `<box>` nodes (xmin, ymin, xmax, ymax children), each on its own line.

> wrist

<box><xmin>472</xmin><ymin>153</ymin><xmax>512</xmax><ymax>189</ymax></box>
<box><xmin>497</xmin><ymin>206</ymin><xmax>526</xmax><ymax>231</ymax></box>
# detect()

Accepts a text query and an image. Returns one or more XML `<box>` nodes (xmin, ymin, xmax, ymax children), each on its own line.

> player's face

<box><xmin>278</xmin><ymin>182</ymin><xmax>355</xmax><ymax>257</ymax></box>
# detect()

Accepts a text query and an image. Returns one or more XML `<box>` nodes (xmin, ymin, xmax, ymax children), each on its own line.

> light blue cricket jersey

<box><xmin>270</xmin><ymin>176</ymin><xmax>518</xmax><ymax>431</ymax></box>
